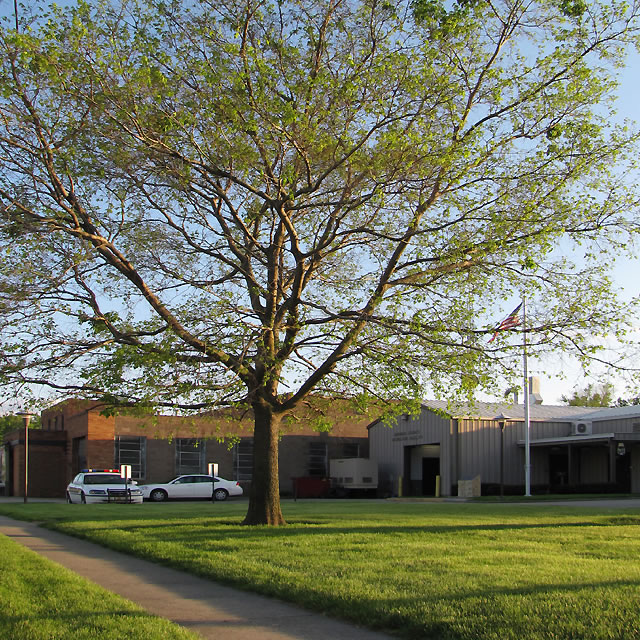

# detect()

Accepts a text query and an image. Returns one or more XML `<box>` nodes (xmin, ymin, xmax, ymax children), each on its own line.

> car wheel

<box><xmin>150</xmin><ymin>489</ymin><xmax>168</xmax><ymax>502</ymax></box>
<box><xmin>66</xmin><ymin>492</ymin><xmax>73</xmax><ymax>504</ymax></box>
<box><xmin>214</xmin><ymin>488</ymin><xmax>229</xmax><ymax>501</ymax></box>
<box><xmin>80</xmin><ymin>492</ymin><xmax>86</xmax><ymax>504</ymax></box>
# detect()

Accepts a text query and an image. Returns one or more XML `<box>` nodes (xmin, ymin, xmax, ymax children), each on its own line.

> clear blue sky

<box><xmin>537</xmin><ymin>47</ymin><xmax>640</xmax><ymax>403</ymax></box>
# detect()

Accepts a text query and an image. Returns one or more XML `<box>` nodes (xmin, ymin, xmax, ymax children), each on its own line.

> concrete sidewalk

<box><xmin>0</xmin><ymin>516</ymin><xmax>394</xmax><ymax>640</ymax></box>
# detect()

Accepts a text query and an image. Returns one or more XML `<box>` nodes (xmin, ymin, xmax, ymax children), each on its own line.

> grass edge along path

<box><xmin>0</xmin><ymin>533</ymin><xmax>200</xmax><ymax>640</ymax></box>
<box><xmin>1</xmin><ymin>500</ymin><xmax>639</xmax><ymax>640</ymax></box>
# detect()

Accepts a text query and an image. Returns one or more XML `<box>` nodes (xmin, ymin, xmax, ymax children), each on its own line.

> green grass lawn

<box><xmin>1</xmin><ymin>499</ymin><xmax>639</xmax><ymax>639</ymax></box>
<box><xmin>0</xmin><ymin>533</ymin><xmax>200</xmax><ymax>640</ymax></box>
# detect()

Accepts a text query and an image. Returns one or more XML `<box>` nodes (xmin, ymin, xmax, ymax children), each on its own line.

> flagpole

<box><xmin>522</xmin><ymin>298</ymin><xmax>531</xmax><ymax>497</ymax></box>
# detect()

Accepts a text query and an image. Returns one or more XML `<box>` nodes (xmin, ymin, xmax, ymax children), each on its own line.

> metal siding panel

<box><xmin>596</xmin><ymin>417</ymin><xmax>636</xmax><ymax>433</ymax></box>
<box><xmin>462</xmin><ymin>419</ymin><xmax>473</xmax><ymax>481</ymax></box>
<box><xmin>505</xmin><ymin>422</ymin><xmax>521</xmax><ymax>485</ymax></box>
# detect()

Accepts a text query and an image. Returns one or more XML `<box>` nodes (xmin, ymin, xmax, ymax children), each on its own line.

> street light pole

<box><xmin>499</xmin><ymin>420</ymin><xmax>505</xmax><ymax>499</ymax></box>
<box><xmin>494</xmin><ymin>412</ymin><xmax>510</xmax><ymax>500</ymax></box>
<box><xmin>17</xmin><ymin>412</ymin><xmax>33</xmax><ymax>504</ymax></box>
<box><xmin>522</xmin><ymin>298</ymin><xmax>531</xmax><ymax>497</ymax></box>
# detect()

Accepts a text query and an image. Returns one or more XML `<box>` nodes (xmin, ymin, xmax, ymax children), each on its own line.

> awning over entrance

<box><xmin>516</xmin><ymin>433</ymin><xmax>615</xmax><ymax>447</ymax></box>
<box><xmin>514</xmin><ymin>432</ymin><xmax>639</xmax><ymax>491</ymax></box>
<box><xmin>516</xmin><ymin>433</ymin><xmax>640</xmax><ymax>447</ymax></box>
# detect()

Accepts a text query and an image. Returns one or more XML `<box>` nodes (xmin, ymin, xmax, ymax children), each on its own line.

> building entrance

<box><xmin>422</xmin><ymin>457</ymin><xmax>440</xmax><ymax>496</ymax></box>
<box><xmin>616</xmin><ymin>451</ymin><xmax>631</xmax><ymax>492</ymax></box>
<box><xmin>404</xmin><ymin>444</ymin><xmax>441</xmax><ymax>496</ymax></box>
<box><xmin>549</xmin><ymin>451</ymin><xmax>568</xmax><ymax>489</ymax></box>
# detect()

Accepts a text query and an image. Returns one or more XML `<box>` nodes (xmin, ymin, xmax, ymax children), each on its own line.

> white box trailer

<box><xmin>329</xmin><ymin>458</ymin><xmax>378</xmax><ymax>494</ymax></box>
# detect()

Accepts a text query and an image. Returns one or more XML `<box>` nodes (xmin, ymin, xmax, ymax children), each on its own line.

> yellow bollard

<box><xmin>435</xmin><ymin>475</ymin><xmax>440</xmax><ymax>498</ymax></box>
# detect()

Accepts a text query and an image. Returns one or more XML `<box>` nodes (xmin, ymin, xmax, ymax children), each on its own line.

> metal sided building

<box><xmin>369</xmin><ymin>399</ymin><xmax>640</xmax><ymax>498</ymax></box>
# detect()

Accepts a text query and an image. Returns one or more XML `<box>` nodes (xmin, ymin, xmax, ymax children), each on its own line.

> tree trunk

<box><xmin>242</xmin><ymin>400</ymin><xmax>286</xmax><ymax>526</ymax></box>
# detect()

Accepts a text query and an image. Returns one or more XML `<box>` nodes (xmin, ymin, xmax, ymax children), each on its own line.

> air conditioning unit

<box><xmin>571</xmin><ymin>421</ymin><xmax>592</xmax><ymax>436</ymax></box>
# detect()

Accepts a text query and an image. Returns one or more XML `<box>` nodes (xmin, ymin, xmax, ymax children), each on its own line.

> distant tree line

<box><xmin>562</xmin><ymin>383</ymin><xmax>640</xmax><ymax>407</ymax></box>
<box><xmin>0</xmin><ymin>414</ymin><xmax>41</xmax><ymax>438</ymax></box>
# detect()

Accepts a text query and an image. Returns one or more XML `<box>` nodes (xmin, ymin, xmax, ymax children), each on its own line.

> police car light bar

<box><xmin>80</xmin><ymin>469</ymin><xmax>120</xmax><ymax>473</ymax></box>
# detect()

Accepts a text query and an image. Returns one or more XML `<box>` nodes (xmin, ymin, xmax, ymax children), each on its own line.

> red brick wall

<box><xmin>201</xmin><ymin>440</ymin><xmax>235</xmax><ymax>480</ymax></box>
<box><xmin>110</xmin><ymin>410</ymin><xmax>369</xmax><ymax>486</ymax></box>
<box><xmin>114</xmin><ymin>415</ymin><xmax>241</xmax><ymax>482</ymax></box>
<box><xmin>87</xmin><ymin>411</ymin><xmax>116</xmax><ymax>469</ymax></box>
<box><xmin>146</xmin><ymin>439</ymin><xmax>174</xmax><ymax>481</ymax></box>
<box><xmin>43</xmin><ymin>400</ymin><xmax>88</xmax><ymax>481</ymax></box>
<box><xmin>16</xmin><ymin>396</ymin><xmax>378</xmax><ymax>496</ymax></box>
<box><xmin>141</xmin><ymin>438</ymin><xmax>236</xmax><ymax>483</ymax></box>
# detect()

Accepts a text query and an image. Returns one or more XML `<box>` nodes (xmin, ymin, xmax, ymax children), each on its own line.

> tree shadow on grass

<box><xmin>337</xmin><ymin>577</ymin><xmax>640</xmax><ymax>640</ymax></box>
<box><xmin>51</xmin><ymin>516</ymin><xmax>640</xmax><ymax>544</ymax></box>
<box><xmin>19</xmin><ymin>521</ymin><xmax>640</xmax><ymax>640</ymax></box>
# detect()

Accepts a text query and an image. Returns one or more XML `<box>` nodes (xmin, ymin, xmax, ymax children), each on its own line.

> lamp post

<box><xmin>499</xmin><ymin>420</ymin><xmax>505</xmax><ymax>498</ymax></box>
<box><xmin>17</xmin><ymin>412</ymin><xmax>34</xmax><ymax>504</ymax></box>
<box><xmin>494</xmin><ymin>413</ymin><xmax>510</xmax><ymax>499</ymax></box>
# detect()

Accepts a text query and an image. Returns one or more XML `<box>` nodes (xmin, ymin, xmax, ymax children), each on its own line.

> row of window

<box><xmin>114</xmin><ymin>437</ymin><xmax>360</xmax><ymax>480</ymax></box>
<box><xmin>114</xmin><ymin>437</ymin><xmax>205</xmax><ymax>479</ymax></box>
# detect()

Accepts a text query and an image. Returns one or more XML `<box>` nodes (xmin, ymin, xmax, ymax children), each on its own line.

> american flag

<box><xmin>488</xmin><ymin>303</ymin><xmax>522</xmax><ymax>342</ymax></box>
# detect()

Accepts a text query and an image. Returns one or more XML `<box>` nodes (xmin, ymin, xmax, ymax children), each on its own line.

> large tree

<box><xmin>1</xmin><ymin>0</ymin><xmax>640</xmax><ymax>524</ymax></box>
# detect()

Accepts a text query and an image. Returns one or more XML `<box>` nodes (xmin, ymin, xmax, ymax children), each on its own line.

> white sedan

<box><xmin>66</xmin><ymin>469</ymin><xmax>143</xmax><ymax>504</ymax></box>
<box><xmin>138</xmin><ymin>474</ymin><xmax>243</xmax><ymax>502</ymax></box>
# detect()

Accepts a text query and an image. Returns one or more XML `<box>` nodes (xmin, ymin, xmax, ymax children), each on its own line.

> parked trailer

<box><xmin>329</xmin><ymin>458</ymin><xmax>378</xmax><ymax>497</ymax></box>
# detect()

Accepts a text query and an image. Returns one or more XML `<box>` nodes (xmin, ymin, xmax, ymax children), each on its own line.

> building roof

<box><xmin>420</xmin><ymin>400</ymin><xmax>640</xmax><ymax>423</ymax></box>
<box><xmin>567</xmin><ymin>405</ymin><xmax>640</xmax><ymax>422</ymax></box>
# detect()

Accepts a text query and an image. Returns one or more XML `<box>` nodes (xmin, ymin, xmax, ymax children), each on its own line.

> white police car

<box><xmin>66</xmin><ymin>469</ymin><xmax>143</xmax><ymax>504</ymax></box>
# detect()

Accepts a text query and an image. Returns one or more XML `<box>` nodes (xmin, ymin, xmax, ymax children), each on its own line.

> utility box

<box><xmin>458</xmin><ymin>475</ymin><xmax>481</xmax><ymax>498</ymax></box>
<box><xmin>293</xmin><ymin>476</ymin><xmax>330</xmax><ymax>498</ymax></box>
<box><xmin>330</xmin><ymin>458</ymin><xmax>378</xmax><ymax>495</ymax></box>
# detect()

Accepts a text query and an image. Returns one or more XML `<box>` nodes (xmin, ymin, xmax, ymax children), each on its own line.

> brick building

<box><xmin>3</xmin><ymin>398</ymin><xmax>376</xmax><ymax>499</ymax></box>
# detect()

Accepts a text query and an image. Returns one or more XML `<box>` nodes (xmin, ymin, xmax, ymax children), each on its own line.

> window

<box><xmin>114</xmin><ymin>436</ymin><xmax>146</xmax><ymax>479</ymax></box>
<box><xmin>175</xmin><ymin>439</ymin><xmax>206</xmax><ymax>475</ymax></box>
<box><xmin>343</xmin><ymin>443</ymin><xmax>360</xmax><ymax>458</ymax></box>
<box><xmin>308</xmin><ymin>442</ymin><xmax>328</xmax><ymax>477</ymax></box>
<box><xmin>233</xmin><ymin>439</ymin><xmax>253</xmax><ymax>482</ymax></box>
